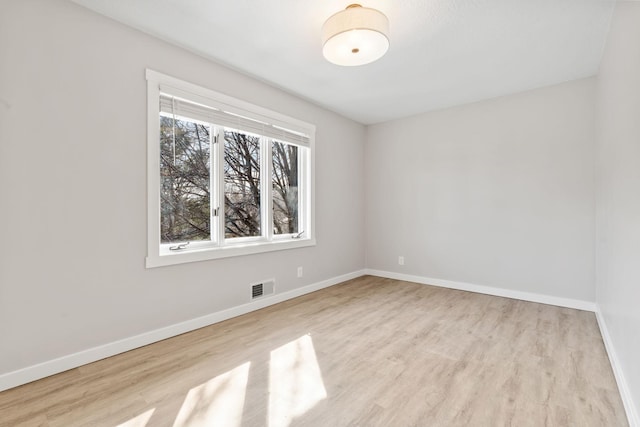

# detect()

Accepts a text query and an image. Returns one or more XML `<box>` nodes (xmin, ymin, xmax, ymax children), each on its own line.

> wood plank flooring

<box><xmin>0</xmin><ymin>276</ymin><xmax>628</xmax><ymax>426</ymax></box>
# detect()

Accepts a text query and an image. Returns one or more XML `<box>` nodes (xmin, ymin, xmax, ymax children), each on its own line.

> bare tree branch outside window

<box><xmin>224</xmin><ymin>130</ymin><xmax>261</xmax><ymax>238</ymax></box>
<box><xmin>160</xmin><ymin>116</ymin><xmax>210</xmax><ymax>243</ymax></box>
<box><xmin>272</xmin><ymin>141</ymin><xmax>299</xmax><ymax>234</ymax></box>
<box><xmin>160</xmin><ymin>117</ymin><xmax>301</xmax><ymax>243</ymax></box>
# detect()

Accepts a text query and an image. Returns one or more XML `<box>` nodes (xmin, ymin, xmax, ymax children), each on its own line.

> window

<box><xmin>146</xmin><ymin>70</ymin><xmax>315</xmax><ymax>267</ymax></box>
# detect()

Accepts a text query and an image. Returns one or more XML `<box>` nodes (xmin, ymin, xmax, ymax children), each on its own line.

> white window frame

<box><xmin>146</xmin><ymin>70</ymin><xmax>315</xmax><ymax>268</ymax></box>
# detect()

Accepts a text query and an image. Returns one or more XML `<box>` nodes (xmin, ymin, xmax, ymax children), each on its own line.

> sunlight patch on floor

<box><xmin>172</xmin><ymin>361</ymin><xmax>251</xmax><ymax>427</ymax></box>
<box><xmin>116</xmin><ymin>408</ymin><xmax>155</xmax><ymax>427</ymax></box>
<box><xmin>268</xmin><ymin>334</ymin><xmax>327</xmax><ymax>427</ymax></box>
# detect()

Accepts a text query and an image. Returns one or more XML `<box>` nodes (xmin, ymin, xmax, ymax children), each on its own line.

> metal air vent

<box><xmin>251</xmin><ymin>280</ymin><xmax>275</xmax><ymax>300</ymax></box>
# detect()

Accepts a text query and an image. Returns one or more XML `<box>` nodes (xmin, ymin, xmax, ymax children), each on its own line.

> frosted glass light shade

<box><xmin>322</xmin><ymin>4</ymin><xmax>389</xmax><ymax>66</ymax></box>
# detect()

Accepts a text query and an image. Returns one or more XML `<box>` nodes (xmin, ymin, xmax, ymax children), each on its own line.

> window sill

<box><xmin>145</xmin><ymin>237</ymin><xmax>316</xmax><ymax>268</ymax></box>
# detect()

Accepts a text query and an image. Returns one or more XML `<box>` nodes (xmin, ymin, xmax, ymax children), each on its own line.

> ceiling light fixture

<box><xmin>322</xmin><ymin>4</ymin><xmax>390</xmax><ymax>66</ymax></box>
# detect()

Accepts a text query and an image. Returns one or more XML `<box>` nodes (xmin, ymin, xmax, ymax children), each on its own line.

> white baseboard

<box><xmin>0</xmin><ymin>269</ymin><xmax>366</xmax><ymax>393</ymax></box>
<box><xmin>595</xmin><ymin>307</ymin><xmax>640</xmax><ymax>427</ymax></box>
<box><xmin>365</xmin><ymin>269</ymin><xmax>597</xmax><ymax>312</ymax></box>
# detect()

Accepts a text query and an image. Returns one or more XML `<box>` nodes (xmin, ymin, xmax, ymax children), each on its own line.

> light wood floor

<box><xmin>0</xmin><ymin>276</ymin><xmax>628</xmax><ymax>426</ymax></box>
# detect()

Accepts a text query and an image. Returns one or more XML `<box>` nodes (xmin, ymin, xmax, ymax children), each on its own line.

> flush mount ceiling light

<box><xmin>322</xmin><ymin>4</ymin><xmax>390</xmax><ymax>66</ymax></box>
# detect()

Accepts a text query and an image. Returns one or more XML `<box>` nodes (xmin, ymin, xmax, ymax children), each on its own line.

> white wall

<box><xmin>595</xmin><ymin>2</ymin><xmax>640</xmax><ymax>423</ymax></box>
<box><xmin>0</xmin><ymin>0</ymin><xmax>365</xmax><ymax>377</ymax></box>
<box><xmin>366</xmin><ymin>78</ymin><xmax>596</xmax><ymax>301</ymax></box>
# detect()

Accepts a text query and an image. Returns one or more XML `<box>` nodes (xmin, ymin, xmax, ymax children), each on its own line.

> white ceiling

<box><xmin>70</xmin><ymin>0</ymin><xmax>614</xmax><ymax>124</ymax></box>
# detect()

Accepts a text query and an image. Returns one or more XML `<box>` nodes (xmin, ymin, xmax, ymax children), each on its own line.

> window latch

<box><xmin>169</xmin><ymin>242</ymin><xmax>190</xmax><ymax>251</ymax></box>
<box><xmin>292</xmin><ymin>230</ymin><xmax>305</xmax><ymax>239</ymax></box>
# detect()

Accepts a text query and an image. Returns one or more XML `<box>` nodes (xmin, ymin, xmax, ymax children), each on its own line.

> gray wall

<box><xmin>365</xmin><ymin>78</ymin><xmax>596</xmax><ymax>301</ymax></box>
<box><xmin>596</xmin><ymin>1</ymin><xmax>640</xmax><ymax>420</ymax></box>
<box><xmin>0</xmin><ymin>0</ymin><xmax>366</xmax><ymax>374</ymax></box>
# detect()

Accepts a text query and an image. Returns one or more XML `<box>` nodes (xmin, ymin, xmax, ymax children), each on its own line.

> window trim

<box><xmin>146</xmin><ymin>69</ymin><xmax>315</xmax><ymax>268</ymax></box>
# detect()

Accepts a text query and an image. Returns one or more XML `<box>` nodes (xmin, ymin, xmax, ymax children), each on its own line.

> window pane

<box><xmin>272</xmin><ymin>141</ymin><xmax>299</xmax><ymax>235</ymax></box>
<box><xmin>224</xmin><ymin>130</ymin><xmax>261</xmax><ymax>238</ymax></box>
<box><xmin>160</xmin><ymin>116</ymin><xmax>211</xmax><ymax>243</ymax></box>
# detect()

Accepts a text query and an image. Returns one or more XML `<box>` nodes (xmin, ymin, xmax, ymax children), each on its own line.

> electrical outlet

<box><xmin>297</xmin><ymin>266</ymin><xmax>303</xmax><ymax>278</ymax></box>
<box><xmin>398</xmin><ymin>256</ymin><xmax>404</xmax><ymax>266</ymax></box>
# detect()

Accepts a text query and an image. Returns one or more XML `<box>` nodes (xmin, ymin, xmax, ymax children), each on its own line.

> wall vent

<box><xmin>251</xmin><ymin>279</ymin><xmax>275</xmax><ymax>300</ymax></box>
